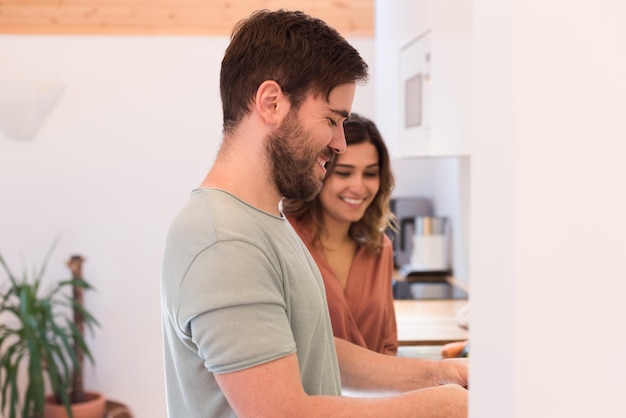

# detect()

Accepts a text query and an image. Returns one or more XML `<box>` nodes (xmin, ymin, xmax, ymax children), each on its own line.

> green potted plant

<box><xmin>0</xmin><ymin>243</ymin><xmax>104</xmax><ymax>418</ymax></box>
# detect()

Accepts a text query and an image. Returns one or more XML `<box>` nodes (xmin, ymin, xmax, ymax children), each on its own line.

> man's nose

<box><xmin>328</xmin><ymin>125</ymin><xmax>347</xmax><ymax>154</ymax></box>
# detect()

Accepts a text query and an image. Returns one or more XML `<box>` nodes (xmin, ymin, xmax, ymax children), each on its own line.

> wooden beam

<box><xmin>0</xmin><ymin>0</ymin><xmax>373</xmax><ymax>37</ymax></box>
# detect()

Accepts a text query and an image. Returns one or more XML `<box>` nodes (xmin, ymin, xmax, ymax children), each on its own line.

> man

<box><xmin>161</xmin><ymin>9</ymin><xmax>468</xmax><ymax>417</ymax></box>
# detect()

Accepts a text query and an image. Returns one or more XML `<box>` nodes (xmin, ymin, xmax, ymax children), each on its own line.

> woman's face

<box><xmin>318</xmin><ymin>141</ymin><xmax>381</xmax><ymax>225</ymax></box>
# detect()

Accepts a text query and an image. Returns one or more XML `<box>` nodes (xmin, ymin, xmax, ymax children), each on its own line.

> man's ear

<box><xmin>255</xmin><ymin>80</ymin><xmax>290</xmax><ymax>126</ymax></box>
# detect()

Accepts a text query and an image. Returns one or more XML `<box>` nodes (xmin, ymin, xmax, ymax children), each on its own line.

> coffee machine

<box><xmin>388</xmin><ymin>197</ymin><xmax>433</xmax><ymax>268</ymax></box>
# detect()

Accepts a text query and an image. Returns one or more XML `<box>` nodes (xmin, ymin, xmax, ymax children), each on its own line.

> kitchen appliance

<box><xmin>388</xmin><ymin>197</ymin><xmax>433</xmax><ymax>268</ymax></box>
<box><xmin>389</xmin><ymin>198</ymin><xmax>453</xmax><ymax>300</ymax></box>
<box><xmin>409</xmin><ymin>216</ymin><xmax>449</xmax><ymax>272</ymax></box>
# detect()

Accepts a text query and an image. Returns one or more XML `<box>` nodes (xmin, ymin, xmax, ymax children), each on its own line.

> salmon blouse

<box><xmin>288</xmin><ymin>216</ymin><xmax>399</xmax><ymax>355</ymax></box>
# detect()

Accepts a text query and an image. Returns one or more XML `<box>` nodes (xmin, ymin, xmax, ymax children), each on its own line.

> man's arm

<box><xmin>215</xmin><ymin>352</ymin><xmax>467</xmax><ymax>418</ymax></box>
<box><xmin>334</xmin><ymin>337</ymin><xmax>468</xmax><ymax>393</ymax></box>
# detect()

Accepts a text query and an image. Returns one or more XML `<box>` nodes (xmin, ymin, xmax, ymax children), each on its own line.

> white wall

<box><xmin>471</xmin><ymin>1</ymin><xmax>626</xmax><ymax>417</ymax></box>
<box><xmin>378</xmin><ymin>0</ymin><xmax>626</xmax><ymax>417</ymax></box>
<box><xmin>0</xmin><ymin>35</ymin><xmax>375</xmax><ymax>418</ymax></box>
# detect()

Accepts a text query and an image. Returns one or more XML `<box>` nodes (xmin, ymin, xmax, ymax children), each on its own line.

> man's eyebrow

<box><xmin>330</xmin><ymin>108</ymin><xmax>350</xmax><ymax>119</ymax></box>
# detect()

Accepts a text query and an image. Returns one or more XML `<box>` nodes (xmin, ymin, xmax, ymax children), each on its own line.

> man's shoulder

<box><xmin>177</xmin><ymin>188</ymin><xmax>290</xmax><ymax>242</ymax></box>
<box><xmin>190</xmin><ymin>188</ymin><xmax>275</xmax><ymax>219</ymax></box>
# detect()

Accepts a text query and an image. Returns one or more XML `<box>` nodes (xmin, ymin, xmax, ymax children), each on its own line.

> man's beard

<box><xmin>266</xmin><ymin>111</ymin><xmax>334</xmax><ymax>201</ymax></box>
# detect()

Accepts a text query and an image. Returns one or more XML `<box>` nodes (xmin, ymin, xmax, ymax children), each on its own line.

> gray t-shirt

<box><xmin>161</xmin><ymin>188</ymin><xmax>341</xmax><ymax>417</ymax></box>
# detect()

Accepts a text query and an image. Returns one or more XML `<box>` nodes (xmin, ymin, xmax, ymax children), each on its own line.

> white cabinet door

<box><xmin>394</xmin><ymin>0</ymin><xmax>472</xmax><ymax>158</ymax></box>
<box><xmin>399</xmin><ymin>30</ymin><xmax>432</xmax><ymax>157</ymax></box>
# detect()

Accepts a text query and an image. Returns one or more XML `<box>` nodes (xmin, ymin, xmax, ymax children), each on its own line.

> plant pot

<box><xmin>44</xmin><ymin>391</ymin><xmax>106</xmax><ymax>418</ymax></box>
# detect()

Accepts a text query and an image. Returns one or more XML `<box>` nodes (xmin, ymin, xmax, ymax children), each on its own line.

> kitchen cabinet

<box><xmin>377</xmin><ymin>0</ymin><xmax>472</xmax><ymax>158</ymax></box>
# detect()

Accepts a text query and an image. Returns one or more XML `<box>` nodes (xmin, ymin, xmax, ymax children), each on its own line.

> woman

<box><xmin>283</xmin><ymin>113</ymin><xmax>399</xmax><ymax>355</ymax></box>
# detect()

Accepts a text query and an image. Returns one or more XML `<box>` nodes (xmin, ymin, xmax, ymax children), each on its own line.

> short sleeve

<box><xmin>178</xmin><ymin>240</ymin><xmax>297</xmax><ymax>373</ymax></box>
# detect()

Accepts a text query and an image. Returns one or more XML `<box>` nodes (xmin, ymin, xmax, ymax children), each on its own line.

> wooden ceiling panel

<box><xmin>0</xmin><ymin>0</ymin><xmax>373</xmax><ymax>37</ymax></box>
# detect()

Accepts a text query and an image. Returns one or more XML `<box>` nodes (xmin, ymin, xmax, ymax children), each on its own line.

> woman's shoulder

<box><xmin>382</xmin><ymin>233</ymin><xmax>393</xmax><ymax>246</ymax></box>
<box><xmin>285</xmin><ymin>214</ymin><xmax>315</xmax><ymax>242</ymax></box>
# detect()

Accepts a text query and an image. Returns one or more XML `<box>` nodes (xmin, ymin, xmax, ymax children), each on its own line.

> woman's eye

<box><xmin>364</xmin><ymin>171</ymin><xmax>379</xmax><ymax>178</ymax></box>
<box><xmin>334</xmin><ymin>171</ymin><xmax>350</xmax><ymax>177</ymax></box>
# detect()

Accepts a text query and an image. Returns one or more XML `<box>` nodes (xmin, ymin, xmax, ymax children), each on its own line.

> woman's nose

<box><xmin>348</xmin><ymin>175</ymin><xmax>366</xmax><ymax>192</ymax></box>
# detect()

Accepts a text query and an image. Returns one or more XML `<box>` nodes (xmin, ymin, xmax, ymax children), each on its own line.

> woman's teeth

<box><xmin>342</xmin><ymin>197</ymin><xmax>364</xmax><ymax>204</ymax></box>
